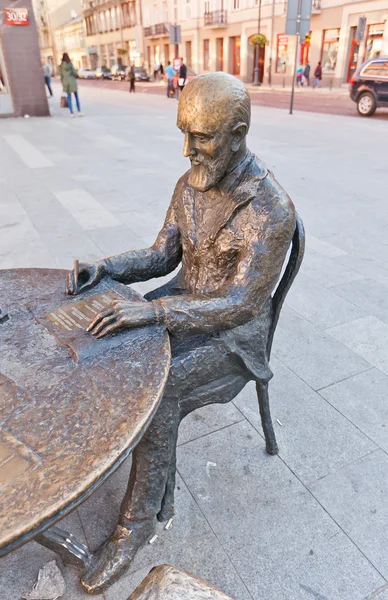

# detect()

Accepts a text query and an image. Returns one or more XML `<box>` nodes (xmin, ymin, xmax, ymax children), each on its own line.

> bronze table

<box><xmin>0</xmin><ymin>268</ymin><xmax>170</xmax><ymax>568</ymax></box>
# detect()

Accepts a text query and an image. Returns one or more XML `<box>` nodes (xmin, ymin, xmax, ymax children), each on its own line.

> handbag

<box><xmin>178</xmin><ymin>77</ymin><xmax>187</xmax><ymax>87</ymax></box>
<box><xmin>60</xmin><ymin>94</ymin><xmax>68</xmax><ymax>108</ymax></box>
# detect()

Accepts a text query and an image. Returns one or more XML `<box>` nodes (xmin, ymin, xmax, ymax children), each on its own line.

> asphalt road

<box><xmin>78</xmin><ymin>77</ymin><xmax>388</xmax><ymax>120</ymax></box>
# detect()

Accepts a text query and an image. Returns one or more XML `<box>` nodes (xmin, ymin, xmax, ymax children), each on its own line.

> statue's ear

<box><xmin>231</xmin><ymin>123</ymin><xmax>248</xmax><ymax>152</ymax></box>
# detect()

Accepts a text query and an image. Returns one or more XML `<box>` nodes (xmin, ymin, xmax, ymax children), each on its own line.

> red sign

<box><xmin>4</xmin><ymin>7</ymin><xmax>29</xmax><ymax>25</ymax></box>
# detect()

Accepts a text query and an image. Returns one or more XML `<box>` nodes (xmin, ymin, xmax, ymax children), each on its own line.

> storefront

<box><xmin>321</xmin><ymin>28</ymin><xmax>340</xmax><ymax>73</ymax></box>
<box><xmin>276</xmin><ymin>34</ymin><xmax>288</xmax><ymax>74</ymax></box>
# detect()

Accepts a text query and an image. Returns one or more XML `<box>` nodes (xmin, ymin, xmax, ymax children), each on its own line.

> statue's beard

<box><xmin>188</xmin><ymin>157</ymin><xmax>228</xmax><ymax>192</ymax></box>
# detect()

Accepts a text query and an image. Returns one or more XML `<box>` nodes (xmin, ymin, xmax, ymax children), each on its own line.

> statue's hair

<box><xmin>182</xmin><ymin>72</ymin><xmax>251</xmax><ymax>132</ymax></box>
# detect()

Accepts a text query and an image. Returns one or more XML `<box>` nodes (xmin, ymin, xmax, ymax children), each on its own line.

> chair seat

<box><xmin>128</xmin><ymin>565</ymin><xmax>235</xmax><ymax>600</ymax></box>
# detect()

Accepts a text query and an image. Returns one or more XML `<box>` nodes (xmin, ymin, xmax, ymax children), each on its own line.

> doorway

<box><xmin>216</xmin><ymin>37</ymin><xmax>224</xmax><ymax>71</ymax></box>
<box><xmin>231</xmin><ymin>36</ymin><xmax>241</xmax><ymax>75</ymax></box>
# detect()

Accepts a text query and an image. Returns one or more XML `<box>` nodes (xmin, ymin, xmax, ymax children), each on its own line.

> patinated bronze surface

<box><xmin>0</xmin><ymin>268</ymin><xmax>170</xmax><ymax>557</ymax></box>
<box><xmin>64</xmin><ymin>72</ymin><xmax>304</xmax><ymax>594</ymax></box>
<box><xmin>128</xmin><ymin>565</ymin><xmax>235</xmax><ymax>600</ymax></box>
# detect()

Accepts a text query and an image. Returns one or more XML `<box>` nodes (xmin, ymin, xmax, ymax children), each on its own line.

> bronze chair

<box><xmin>154</xmin><ymin>214</ymin><xmax>305</xmax><ymax>523</ymax></box>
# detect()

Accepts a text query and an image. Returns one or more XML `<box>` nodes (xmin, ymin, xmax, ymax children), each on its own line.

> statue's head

<box><xmin>177</xmin><ymin>72</ymin><xmax>251</xmax><ymax>192</ymax></box>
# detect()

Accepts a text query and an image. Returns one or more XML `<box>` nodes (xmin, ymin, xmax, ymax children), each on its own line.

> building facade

<box><xmin>83</xmin><ymin>0</ymin><xmax>143</xmax><ymax>68</ymax></box>
<box><xmin>141</xmin><ymin>0</ymin><xmax>388</xmax><ymax>85</ymax></box>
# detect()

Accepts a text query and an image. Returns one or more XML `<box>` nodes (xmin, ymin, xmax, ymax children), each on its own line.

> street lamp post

<box><xmin>252</xmin><ymin>0</ymin><xmax>262</xmax><ymax>86</ymax></box>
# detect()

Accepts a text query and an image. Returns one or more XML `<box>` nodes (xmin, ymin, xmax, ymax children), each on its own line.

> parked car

<box><xmin>95</xmin><ymin>66</ymin><xmax>112</xmax><ymax>80</ymax></box>
<box><xmin>126</xmin><ymin>66</ymin><xmax>150</xmax><ymax>82</ymax></box>
<box><xmin>77</xmin><ymin>68</ymin><xmax>96</xmax><ymax>79</ymax></box>
<box><xmin>350</xmin><ymin>57</ymin><xmax>388</xmax><ymax>116</ymax></box>
<box><xmin>111</xmin><ymin>65</ymin><xmax>126</xmax><ymax>81</ymax></box>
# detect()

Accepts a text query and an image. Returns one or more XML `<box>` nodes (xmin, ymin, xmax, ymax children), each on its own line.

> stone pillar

<box><xmin>0</xmin><ymin>0</ymin><xmax>49</xmax><ymax>117</ymax></box>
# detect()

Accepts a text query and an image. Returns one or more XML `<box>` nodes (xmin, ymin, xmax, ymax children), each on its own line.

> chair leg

<box><xmin>256</xmin><ymin>380</ymin><xmax>278</xmax><ymax>455</ymax></box>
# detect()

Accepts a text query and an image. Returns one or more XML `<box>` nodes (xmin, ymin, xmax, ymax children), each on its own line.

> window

<box><xmin>364</xmin><ymin>23</ymin><xmax>384</xmax><ymax>61</ymax></box>
<box><xmin>231</xmin><ymin>36</ymin><xmax>240</xmax><ymax>74</ymax></box>
<box><xmin>162</xmin><ymin>1</ymin><xmax>168</xmax><ymax>21</ymax></box>
<box><xmin>362</xmin><ymin>61</ymin><xmax>388</xmax><ymax>78</ymax></box>
<box><xmin>185</xmin><ymin>0</ymin><xmax>191</xmax><ymax>20</ymax></box>
<box><xmin>186</xmin><ymin>41</ymin><xmax>192</xmax><ymax>67</ymax></box>
<box><xmin>129</xmin><ymin>1</ymin><xmax>136</xmax><ymax>24</ymax></box>
<box><xmin>164</xmin><ymin>43</ymin><xmax>170</xmax><ymax>65</ymax></box>
<box><xmin>276</xmin><ymin>34</ymin><xmax>288</xmax><ymax>73</ymax></box>
<box><xmin>111</xmin><ymin>8</ymin><xmax>116</xmax><ymax>30</ymax></box>
<box><xmin>216</xmin><ymin>37</ymin><xmax>223</xmax><ymax>70</ymax></box>
<box><xmin>204</xmin><ymin>0</ymin><xmax>210</xmax><ymax>12</ymax></box>
<box><xmin>233</xmin><ymin>0</ymin><xmax>240</xmax><ymax>9</ymax></box>
<box><xmin>204</xmin><ymin>39</ymin><xmax>210</xmax><ymax>70</ymax></box>
<box><xmin>321</xmin><ymin>29</ymin><xmax>340</xmax><ymax>73</ymax></box>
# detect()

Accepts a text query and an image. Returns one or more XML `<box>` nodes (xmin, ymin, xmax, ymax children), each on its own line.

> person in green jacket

<box><xmin>60</xmin><ymin>53</ymin><xmax>84</xmax><ymax>117</ymax></box>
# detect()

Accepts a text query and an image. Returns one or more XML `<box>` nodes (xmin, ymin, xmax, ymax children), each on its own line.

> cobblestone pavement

<box><xmin>1</xmin><ymin>82</ymin><xmax>388</xmax><ymax>600</ymax></box>
<box><xmin>77</xmin><ymin>78</ymin><xmax>388</xmax><ymax>120</ymax></box>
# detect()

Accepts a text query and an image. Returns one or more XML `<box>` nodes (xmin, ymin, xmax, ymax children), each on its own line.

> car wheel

<box><xmin>357</xmin><ymin>92</ymin><xmax>376</xmax><ymax>117</ymax></box>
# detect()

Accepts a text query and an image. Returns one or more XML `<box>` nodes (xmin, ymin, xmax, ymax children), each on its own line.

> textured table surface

<box><xmin>0</xmin><ymin>269</ymin><xmax>170</xmax><ymax>556</ymax></box>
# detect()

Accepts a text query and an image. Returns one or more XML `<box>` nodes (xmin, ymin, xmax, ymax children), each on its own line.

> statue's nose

<box><xmin>183</xmin><ymin>133</ymin><xmax>195</xmax><ymax>158</ymax></box>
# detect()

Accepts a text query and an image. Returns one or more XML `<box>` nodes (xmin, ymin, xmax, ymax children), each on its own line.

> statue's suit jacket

<box><xmin>107</xmin><ymin>151</ymin><xmax>296</xmax><ymax>382</ymax></box>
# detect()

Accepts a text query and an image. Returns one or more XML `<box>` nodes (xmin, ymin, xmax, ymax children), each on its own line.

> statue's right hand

<box><xmin>66</xmin><ymin>261</ymin><xmax>105</xmax><ymax>295</ymax></box>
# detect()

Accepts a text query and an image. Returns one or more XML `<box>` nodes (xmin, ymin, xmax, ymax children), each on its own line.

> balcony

<box><xmin>311</xmin><ymin>0</ymin><xmax>321</xmax><ymax>13</ymax></box>
<box><xmin>144</xmin><ymin>23</ymin><xmax>169</xmax><ymax>37</ymax></box>
<box><xmin>204</xmin><ymin>10</ymin><xmax>227</xmax><ymax>27</ymax></box>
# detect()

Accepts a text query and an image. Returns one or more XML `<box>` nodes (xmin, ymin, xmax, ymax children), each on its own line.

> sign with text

<box><xmin>4</xmin><ymin>7</ymin><xmax>29</xmax><ymax>25</ymax></box>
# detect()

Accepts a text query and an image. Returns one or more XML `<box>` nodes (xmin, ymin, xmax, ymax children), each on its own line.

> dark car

<box><xmin>111</xmin><ymin>64</ymin><xmax>126</xmax><ymax>81</ymax></box>
<box><xmin>95</xmin><ymin>66</ymin><xmax>112</xmax><ymax>80</ymax></box>
<box><xmin>126</xmin><ymin>66</ymin><xmax>150</xmax><ymax>82</ymax></box>
<box><xmin>350</xmin><ymin>57</ymin><xmax>388</xmax><ymax>116</ymax></box>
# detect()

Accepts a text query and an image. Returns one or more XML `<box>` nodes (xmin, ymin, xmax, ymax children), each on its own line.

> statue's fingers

<box><xmin>86</xmin><ymin>308</ymin><xmax>115</xmax><ymax>332</ymax></box>
<box><xmin>66</xmin><ymin>271</ymin><xmax>75</xmax><ymax>295</ymax></box>
<box><xmin>89</xmin><ymin>314</ymin><xmax>117</xmax><ymax>336</ymax></box>
<box><xmin>95</xmin><ymin>318</ymin><xmax>123</xmax><ymax>339</ymax></box>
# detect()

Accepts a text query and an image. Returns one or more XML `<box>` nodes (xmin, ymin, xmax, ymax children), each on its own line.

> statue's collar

<box><xmin>217</xmin><ymin>150</ymin><xmax>267</xmax><ymax>198</ymax></box>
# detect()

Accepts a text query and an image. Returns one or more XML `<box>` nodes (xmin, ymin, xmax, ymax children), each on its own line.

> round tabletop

<box><xmin>0</xmin><ymin>269</ymin><xmax>170</xmax><ymax>556</ymax></box>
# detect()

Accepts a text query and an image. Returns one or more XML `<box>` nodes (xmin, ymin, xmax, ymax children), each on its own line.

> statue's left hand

<box><xmin>86</xmin><ymin>300</ymin><xmax>157</xmax><ymax>338</ymax></box>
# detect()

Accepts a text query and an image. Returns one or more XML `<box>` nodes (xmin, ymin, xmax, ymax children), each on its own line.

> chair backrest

<box><xmin>267</xmin><ymin>212</ymin><xmax>305</xmax><ymax>356</ymax></box>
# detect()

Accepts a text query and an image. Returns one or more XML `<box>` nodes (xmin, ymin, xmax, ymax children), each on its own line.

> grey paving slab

<box><xmin>177</xmin><ymin>420</ymin><xmax>383</xmax><ymax>600</ymax></box>
<box><xmin>87</xmin><ymin>225</ymin><xmax>145</xmax><ymax>256</ymax></box>
<box><xmin>178</xmin><ymin>401</ymin><xmax>245</xmax><ymax>446</ymax></box>
<box><xmin>4</xmin><ymin>134</ymin><xmax>54</xmax><ymax>168</ymax></box>
<box><xmin>327</xmin><ymin>316</ymin><xmax>388</xmax><ymax>376</ymax></box>
<box><xmin>55</xmin><ymin>189</ymin><xmax>121</xmax><ymax>231</ymax></box>
<box><xmin>272</xmin><ymin>306</ymin><xmax>371</xmax><ymax>390</ymax></box>
<box><xmin>309</xmin><ymin>450</ymin><xmax>388</xmax><ymax>581</ymax></box>
<box><xmin>285</xmin><ymin>272</ymin><xmax>366</xmax><ymax>329</ymax></box>
<box><xmin>306</xmin><ymin>234</ymin><xmax>348</xmax><ymax>258</ymax></box>
<box><xmin>365</xmin><ymin>584</ymin><xmax>388</xmax><ymax>600</ymax></box>
<box><xmin>334</xmin><ymin>254</ymin><xmax>388</xmax><ymax>290</ymax></box>
<box><xmin>300</xmin><ymin>249</ymin><xmax>365</xmax><ymax>289</ymax></box>
<box><xmin>332</xmin><ymin>279</ymin><xmax>388</xmax><ymax>325</ymax></box>
<box><xmin>234</xmin><ymin>359</ymin><xmax>376</xmax><ymax>484</ymax></box>
<box><xmin>319</xmin><ymin>369</ymin><xmax>388</xmax><ymax>453</ymax></box>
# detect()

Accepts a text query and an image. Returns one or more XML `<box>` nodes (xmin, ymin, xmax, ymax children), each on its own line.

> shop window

<box><xmin>204</xmin><ymin>39</ymin><xmax>210</xmax><ymax>70</ymax></box>
<box><xmin>276</xmin><ymin>34</ymin><xmax>288</xmax><ymax>73</ymax></box>
<box><xmin>364</xmin><ymin>23</ymin><xmax>384</xmax><ymax>61</ymax></box>
<box><xmin>321</xmin><ymin>29</ymin><xmax>340</xmax><ymax>73</ymax></box>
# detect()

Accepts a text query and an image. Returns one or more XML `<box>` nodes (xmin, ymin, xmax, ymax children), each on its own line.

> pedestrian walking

<box><xmin>303</xmin><ymin>62</ymin><xmax>311</xmax><ymax>86</ymax></box>
<box><xmin>60</xmin><ymin>53</ymin><xmax>84</xmax><ymax>117</ymax></box>
<box><xmin>296</xmin><ymin>65</ymin><xmax>303</xmax><ymax>87</ymax></box>
<box><xmin>178</xmin><ymin>58</ymin><xmax>187</xmax><ymax>93</ymax></box>
<box><xmin>128</xmin><ymin>66</ymin><xmax>135</xmax><ymax>93</ymax></box>
<box><xmin>42</xmin><ymin>60</ymin><xmax>53</xmax><ymax>97</ymax></box>
<box><xmin>165</xmin><ymin>61</ymin><xmax>175</xmax><ymax>98</ymax></box>
<box><xmin>153</xmin><ymin>63</ymin><xmax>160</xmax><ymax>81</ymax></box>
<box><xmin>313</xmin><ymin>61</ymin><xmax>322</xmax><ymax>89</ymax></box>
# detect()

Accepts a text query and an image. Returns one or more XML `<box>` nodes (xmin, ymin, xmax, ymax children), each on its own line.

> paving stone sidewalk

<box><xmin>1</xmin><ymin>83</ymin><xmax>388</xmax><ymax>600</ymax></box>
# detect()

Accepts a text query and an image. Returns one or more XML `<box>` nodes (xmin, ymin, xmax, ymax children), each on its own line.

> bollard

<box><xmin>330</xmin><ymin>79</ymin><xmax>332</xmax><ymax>91</ymax></box>
<box><xmin>283</xmin><ymin>77</ymin><xmax>285</xmax><ymax>88</ymax></box>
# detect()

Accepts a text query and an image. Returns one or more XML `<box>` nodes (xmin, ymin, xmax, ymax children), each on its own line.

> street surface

<box><xmin>1</xmin><ymin>82</ymin><xmax>388</xmax><ymax>600</ymax></box>
<box><xmin>78</xmin><ymin>77</ymin><xmax>388</xmax><ymax>120</ymax></box>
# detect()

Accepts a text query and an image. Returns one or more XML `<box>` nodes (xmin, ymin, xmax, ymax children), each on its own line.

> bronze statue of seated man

<box><xmin>66</xmin><ymin>72</ymin><xmax>300</xmax><ymax>594</ymax></box>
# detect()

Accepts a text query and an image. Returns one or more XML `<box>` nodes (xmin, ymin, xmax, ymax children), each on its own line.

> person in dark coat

<box><xmin>178</xmin><ymin>57</ymin><xmax>187</xmax><ymax>92</ymax></box>
<box><xmin>128</xmin><ymin>66</ymin><xmax>135</xmax><ymax>93</ymax></box>
<box><xmin>67</xmin><ymin>72</ymin><xmax>297</xmax><ymax>594</ymax></box>
<box><xmin>303</xmin><ymin>62</ymin><xmax>311</xmax><ymax>86</ymax></box>
<box><xmin>313</xmin><ymin>61</ymin><xmax>322</xmax><ymax>88</ymax></box>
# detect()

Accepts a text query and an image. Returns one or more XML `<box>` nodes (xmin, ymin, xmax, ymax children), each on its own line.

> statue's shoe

<box><xmin>81</xmin><ymin>520</ymin><xmax>155</xmax><ymax>594</ymax></box>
